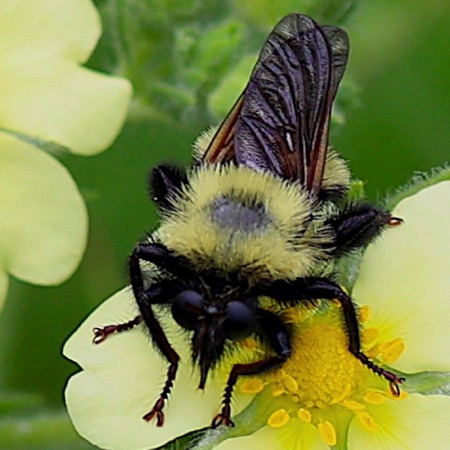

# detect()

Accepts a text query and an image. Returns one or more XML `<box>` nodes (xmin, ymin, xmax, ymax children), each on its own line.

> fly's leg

<box><xmin>212</xmin><ymin>308</ymin><xmax>291</xmax><ymax>427</ymax></box>
<box><xmin>92</xmin><ymin>315</ymin><xmax>143</xmax><ymax>344</ymax></box>
<box><xmin>255</xmin><ymin>277</ymin><xmax>405</xmax><ymax>395</ymax></box>
<box><xmin>129</xmin><ymin>244</ymin><xmax>183</xmax><ymax>427</ymax></box>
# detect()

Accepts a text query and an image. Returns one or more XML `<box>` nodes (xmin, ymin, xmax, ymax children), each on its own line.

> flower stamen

<box><xmin>357</xmin><ymin>411</ymin><xmax>378</xmax><ymax>432</ymax></box>
<box><xmin>343</xmin><ymin>399</ymin><xmax>366</xmax><ymax>411</ymax></box>
<box><xmin>297</xmin><ymin>408</ymin><xmax>311</xmax><ymax>423</ymax></box>
<box><xmin>318</xmin><ymin>421</ymin><xmax>337</xmax><ymax>446</ymax></box>
<box><xmin>363</xmin><ymin>391</ymin><xmax>386</xmax><ymax>405</ymax></box>
<box><xmin>233</xmin><ymin>303</ymin><xmax>409</xmax><ymax>444</ymax></box>
<box><xmin>240</xmin><ymin>378</ymin><xmax>265</xmax><ymax>394</ymax></box>
<box><xmin>378</xmin><ymin>338</ymin><xmax>405</xmax><ymax>364</ymax></box>
<box><xmin>268</xmin><ymin>409</ymin><xmax>290</xmax><ymax>428</ymax></box>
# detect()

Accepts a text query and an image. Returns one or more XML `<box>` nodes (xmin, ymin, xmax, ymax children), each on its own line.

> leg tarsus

<box><xmin>143</xmin><ymin>397</ymin><xmax>166</xmax><ymax>427</ymax></box>
<box><xmin>212</xmin><ymin>381</ymin><xmax>236</xmax><ymax>428</ymax></box>
<box><xmin>212</xmin><ymin>405</ymin><xmax>235</xmax><ymax>428</ymax></box>
<box><xmin>211</xmin><ymin>310</ymin><xmax>291</xmax><ymax>428</ymax></box>
<box><xmin>92</xmin><ymin>315</ymin><xmax>143</xmax><ymax>344</ymax></box>
<box><xmin>142</xmin><ymin>361</ymin><xmax>179</xmax><ymax>426</ymax></box>
<box><xmin>212</xmin><ymin>355</ymin><xmax>286</xmax><ymax>428</ymax></box>
<box><xmin>355</xmin><ymin>351</ymin><xmax>405</xmax><ymax>396</ymax></box>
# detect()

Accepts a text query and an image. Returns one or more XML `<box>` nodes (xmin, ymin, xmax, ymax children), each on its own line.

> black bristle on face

<box><xmin>149</xmin><ymin>164</ymin><xmax>188</xmax><ymax>212</ymax></box>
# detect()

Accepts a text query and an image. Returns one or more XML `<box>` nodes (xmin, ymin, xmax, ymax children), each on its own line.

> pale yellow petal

<box><xmin>353</xmin><ymin>182</ymin><xmax>450</xmax><ymax>372</ymax></box>
<box><xmin>0</xmin><ymin>134</ymin><xmax>86</xmax><ymax>291</ymax></box>
<box><xmin>0</xmin><ymin>0</ymin><xmax>131</xmax><ymax>154</ymax></box>
<box><xmin>216</xmin><ymin>420</ymin><xmax>329</xmax><ymax>450</ymax></box>
<box><xmin>348</xmin><ymin>394</ymin><xmax>450</xmax><ymax>450</ymax></box>
<box><xmin>0</xmin><ymin>0</ymin><xmax>99</xmax><ymax>61</ymax></box>
<box><xmin>64</xmin><ymin>289</ymin><xmax>251</xmax><ymax>450</ymax></box>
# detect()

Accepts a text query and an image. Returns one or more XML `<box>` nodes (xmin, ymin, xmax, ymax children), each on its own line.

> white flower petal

<box><xmin>0</xmin><ymin>134</ymin><xmax>86</xmax><ymax>298</ymax></box>
<box><xmin>64</xmin><ymin>288</ymin><xmax>251</xmax><ymax>450</ymax></box>
<box><xmin>348</xmin><ymin>394</ymin><xmax>450</xmax><ymax>450</ymax></box>
<box><xmin>0</xmin><ymin>0</ymin><xmax>131</xmax><ymax>154</ymax></box>
<box><xmin>216</xmin><ymin>420</ymin><xmax>328</xmax><ymax>450</ymax></box>
<box><xmin>353</xmin><ymin>182</ymin><xmax>450</xmax><ymax>372</ymax></box>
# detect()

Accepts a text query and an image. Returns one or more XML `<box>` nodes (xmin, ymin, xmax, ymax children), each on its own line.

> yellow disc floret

<box><xmin>282</xmin><ymin>317</ymin><xmax>363</xmax><ymax>408</ymax></box>
<box><xmin>234</xmin><ymin>303</ymin><xmax>407</xmax><ymax>447</ymax></box>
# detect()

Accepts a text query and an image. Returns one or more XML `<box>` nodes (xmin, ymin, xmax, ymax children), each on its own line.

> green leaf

<box><xmin>403</xmin><ymin>371</ymin><xmax>450</xmax><ymax>396</ymax></box>
<box><xmin>386</xmin><ymin>164</ymin><xmax>450</xmax><ymax>210</ymax></box>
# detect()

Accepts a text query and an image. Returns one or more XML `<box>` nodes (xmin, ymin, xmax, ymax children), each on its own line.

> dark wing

<box><xmin>235</xmin><ymin>14</ymin><xmax>349</xmax><ymax>193</ymax></box>
<box><xmin>202</xmin><ymin>14</ymin><xmax>348</xmax><ymax>195</ymax></box>
<box><xmin>202</xmin><ymin>95</ymin><xmax>243</xmax><ymax>164</ymax></box>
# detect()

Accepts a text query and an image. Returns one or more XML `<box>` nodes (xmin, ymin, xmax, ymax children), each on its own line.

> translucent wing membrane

<box><xmin>202</xmin><ymin>14</ymin><xmax>349</xmax><ymax>194</ymax></box>
<box><xmin>202</xmin><ymin>96</ymin><xmax>243</xmax><ymax>163</ymax></box>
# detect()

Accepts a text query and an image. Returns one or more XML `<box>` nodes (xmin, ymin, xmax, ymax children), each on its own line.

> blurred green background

<box><xmin>0</xmin><ymin>0</ymin><xmax>448</xmax><ymax>447</ymax></box>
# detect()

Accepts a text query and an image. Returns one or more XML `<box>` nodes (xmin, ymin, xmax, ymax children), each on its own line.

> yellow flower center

<box><xmin>237</xmin><ymin>303</ymin><xmax>407</xmax><ymax>447</ymax></box>
<box><xmin>281</xmin><ymin>320</ymin><xmax>363</xmax><ymax>408</ymax></box>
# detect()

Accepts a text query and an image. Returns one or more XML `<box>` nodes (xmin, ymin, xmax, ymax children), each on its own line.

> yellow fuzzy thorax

<box><xmin>155</xmin><ymin>165</ymin><xmax>334</xmax><ymax>282</ymax></box>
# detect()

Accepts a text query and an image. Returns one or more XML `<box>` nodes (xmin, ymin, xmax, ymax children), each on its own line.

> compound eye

<box><xmin>224</xmin><ymin>301</ymin><xmax>256</xmax><ymax>340</ymax></box>
<box><xmin>172</xmin><ymin>290</ymin><xmax>203</xmax><ymax>330</ymax></box>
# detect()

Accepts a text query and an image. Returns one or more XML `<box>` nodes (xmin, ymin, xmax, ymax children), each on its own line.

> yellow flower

<box><xmin>64</xmin><ymin>181</ymin><xmax>450</xmax><ymax>449</ymax></box>
<box><xmin>0</xmin><ymin>0</ymin><xmax>132</xmax><ymax>308</ymax></box>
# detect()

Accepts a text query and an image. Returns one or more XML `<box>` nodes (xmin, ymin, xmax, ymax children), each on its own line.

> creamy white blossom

<box><xmin>65</xmin><ymin>182</ymin><xmax>450</xmax><ymax>449</ymax></box>
<box><xmin>0</xmin><ymin>0</ymin><xmax>132</xmax><ymax>308</ymax></box>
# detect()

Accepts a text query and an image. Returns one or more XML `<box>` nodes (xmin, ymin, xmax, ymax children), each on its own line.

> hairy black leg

<box><xmin>253</xmin><ymin>277</ymin><xmax>405</xmax><ymax>395</ymax></box>
<box><xmin>134</xmin><ymin>242</ymin><xmax>194</xmax><ymax>279</ymax></box>
<box><xmin>92</xmin><ymin>315</ymin><xmax>143</xmax><ymax>344</ymax></box>
<box><xmin>327</xmin><ymin>202</ymin><xmax>403</xmax><ymax>257</ymax></box>
<box><xmin>212</xmin><ymin>309</ymin><xmax>291</xmax><ymax>427</ymax></box>
<box><xmin>149</xmin><ymin>164</ymin><xmax>188</xmax><ymax>212</ymax></box>
<box><xmin>129</xmin><ymin>248</ymin><xmax>181</xmax><ymax>427</ymax></box>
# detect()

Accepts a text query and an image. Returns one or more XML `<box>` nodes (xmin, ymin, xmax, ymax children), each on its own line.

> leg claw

<box><xmin>388</xmin><ymin>216</ymin><xmax>403</xmax><ymax>226</ymax></box>
<box><xmin>92</xmin><ymin>327</ymin><xmax>110</xmax><ymax>344</ymax></box>
<box><xmin>389</xmin><ymin>377</ymin><xmax>406</xmax><ymax>397</ymax></box>
<box><xmin>143</xmin><ymin>397</ymin><xmax>166</xmax><ymax>427</ymax></box>
<box><xmin>143</xmin><ymin>409</ymin><xmax>165</xmax><ymax>427</ymax></box>
<box><xmin>211</xmin><ymin>413</ymin><xmax>235</xmax><ymax>428</ymax></box>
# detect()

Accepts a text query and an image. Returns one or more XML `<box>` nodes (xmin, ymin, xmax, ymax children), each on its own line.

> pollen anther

<box><xmin>271</xmin><ymin>383</ymin><xmax>286</xmax><ymax>397</ymax></box>
<box><xmin>282</xmin><ymin>374</ymin><xmax>298</xmax><ymax>393</ymax></box>
<box><xmin>240</xmin><ymin>378</ymin><xmax>264</xmax><ymax>394</ymax></box>
<box><xmin>297</xmin><ymin>408</ymin><xmax>311</xmax><ymax>423</ymax></box>
<box><xmin>318</xmin><ymin>421</ymin><xmax>337</xmax><ymax>446</ymax></box>
<box><xmin>268</xmin><ymin>409</ymin><xmax>290</xmax><ymax>428</ymax></box>
<box><xmin>343</xmin><ymin>399</ymin><xmax>365</xmax><ymax>411</ymax></box>
<box><xmin>378</xmin><ymin>338</ymin><xmax>405</xmax><ymax>364</ymax></box>
<box><xmin>358</xmin><ymin>411</ymin><xmax>378</xmax><ymax>432</ymax></box>
<box><xmin>363</xmin><ymin>391</ymin><xmax>385</xmax><ymax>405</ymax></box>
